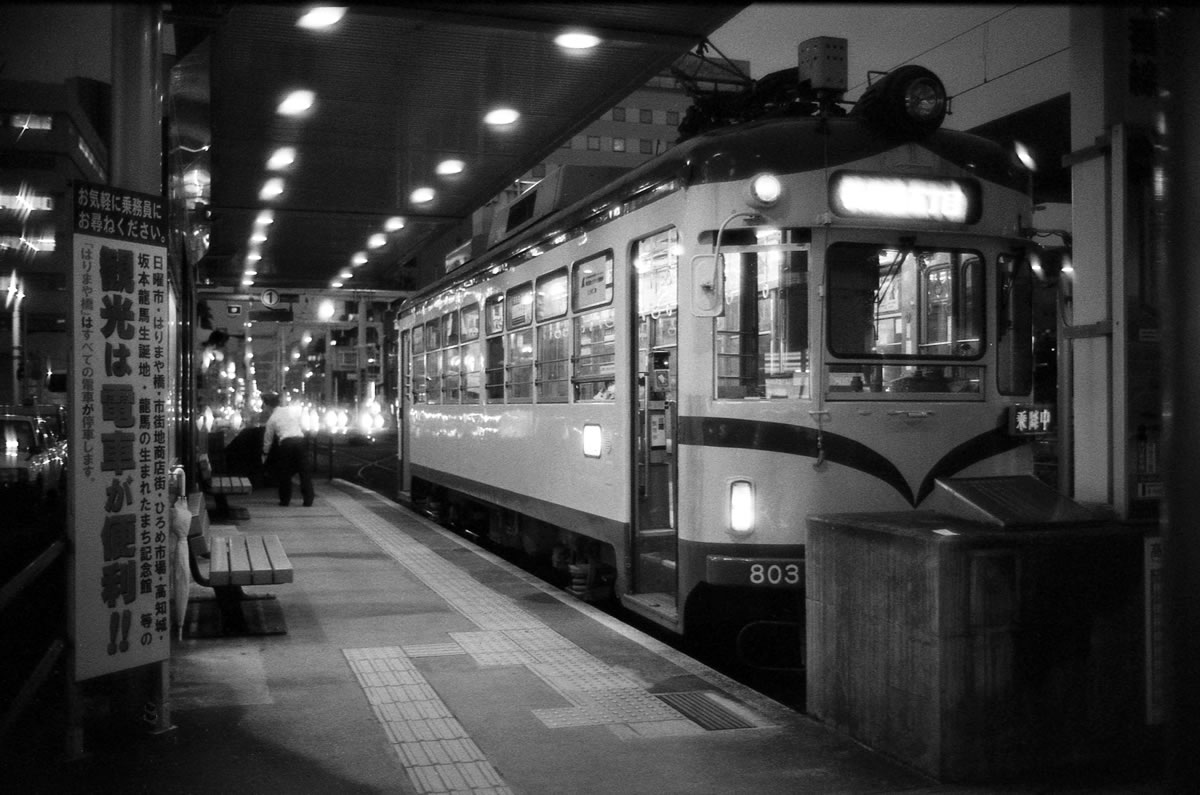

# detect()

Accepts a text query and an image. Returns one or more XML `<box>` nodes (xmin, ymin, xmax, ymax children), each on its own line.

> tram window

<box><xmin>997</xmin><ymin>252</ymin><xmax>1034</xmax><ymax>395</ymax></box>
<box><xmin>575</xmin><ymin>308</ymin><xmax>616</xmax><ymax>401</ymax></box>
<box><xmin>537</xmin><ymin>319</ymin><xmax>570</xmax><ymax>402</ymax></box>
<box><xmin>442</xmin><ymin>346</ymin><xmax>461</xmax><ymax>403</ymax></box>
<box><xmin>536</xmin><ymin>269</ymin><xmax>569</xmax><ymax>320</ymax></box>
<box><xmin>826</xmin><ymin>243</ymin><xmax>984</xmax><ymax>360</ymax></box>
<box><xmin>633</xmin><ymin>228</ymin><xmax>679</xmax><ymax>383</ymax></box>
<box><xmin>484</xmin><ymin>294</ymin><xmax>504</xmax><ymax>336</ymax></box>
<box><xmin>716</xmin><ymin>247</ymin><xmax>809</xmax><ymax>400</ymax></box>
<box><xmin>412</xmin><ymin>348</ymin><xmax>427</xmax><ymax>403</ymax></box>
<box><xmin>506</xmin><ymin>328</ymin><xmax>534</xmax><ymax>401</ymax></box>
<box><xmin>426</xmin><ymin>348</ymin><xmax>442</xmax><ymax>404</ymax></box>
<box><xmin>442</xmin><ymin>310</ymin><xmax>459</xmax><ymax>347</ymax></box>
<box><xmin>572</xmin><ymin>250</ymin><xmax>613</xmax><ymax>311</ymax></box>
<box><xmin>485</xmin><ymin>336</ymin><xmax>504</xmax><ymax>401</ymax></box>
<box><xmin>411</xmin><ymin>321</ymin><xmax>425</xmax><ymax>355</ymax></box>
<box><xmin>425</xmin><ymin>319</ymin><xmax>441</xmax><ymax>351</ymax></box>
<box><xmin>462</xmin><ymin>340</ymin><xmax>482</xmax><ymax>403</ymax></box>
<box><xmin>507</xmin><ymin>283</ymin><xmax>533</xmax><ymax>328</ymax></box>
<box><xmin>461</xmin><ymin>303</ymin><xmax>480</xmax><ymax>341</ymax></box>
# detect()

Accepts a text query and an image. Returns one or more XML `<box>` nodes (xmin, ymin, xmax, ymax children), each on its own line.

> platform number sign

<box><xmin>261</xmin><ymin>288</ymin><xmax>280</xmax><ymax>308</ymax></box>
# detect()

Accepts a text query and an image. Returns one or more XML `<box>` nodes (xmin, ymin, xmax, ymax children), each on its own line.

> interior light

<box><xmin>277</xmin><ymin>89</ymin><xmax>315</xmax><ymax>117</ymax></box>
<box><xmin>352</xmin><ymin>252</ymin><xmax>368</xmax><ymax>266</ymax></box>
<box><xmin>411</xmin><ymin>187</ymin><xmax>435</xmax><ymax>204</ymax></box>
<box><xmin>729</xmin><ymin>480</ymin><xmax>756</xmax><ymax>534</ymax></box>
<box><xmin>317</xmin><ymin>299</ymin><xmax>336</xmax><ymax>320</ymax></box>
<box><xmin>555</xmin><ymin>31</ymin><xmax>600</xmax><ymax>50</ymax></box>
<box><xmin>436</xmin><ymin>159</ymin><xmax>465</xmax><ymax>176</ymax></box>
<box><xmin>297</xmin><ymin>6</ymin><xmax>346</xmax><ymax>29</ymax></box>
<box><xmin>484</xmin><ymin>108</ymin><xmax>519</xmax><ymax>126</ymax></box>
<box><xmin>385</xmin><ymin>216</ymin><xmax>405</xmax><ymax>232</ymax></box>
<box><xmin>1014</xmin><ymin>141</ymin><xmax>1037</xmax><ymax>171</ymax></box>
<box><xmin>259</xmin><ymin>177</ymin><xmax>285</xmax><ymax>200</ymax></box>
<box><xmin>267</xmin><ymin>147</ymin><xmax>296</xmax><ymax>170</ymax></box>
<box><xmin>582</xmin><ymin>424</ymin><xmax>603</xmax><ymax>458</ymax></box>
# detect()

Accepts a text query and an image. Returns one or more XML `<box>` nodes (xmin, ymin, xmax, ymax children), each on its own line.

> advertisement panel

<box><xmin>69</xmin><ymin>182</ymin><xmax>171</xmax><ymax>681</ymax></box>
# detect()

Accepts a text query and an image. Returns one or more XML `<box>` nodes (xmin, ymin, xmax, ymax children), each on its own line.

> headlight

<box><xmin>853</xmin><ymin>64</ymin><xmax>947</xmax><ymax>139</ymax></box>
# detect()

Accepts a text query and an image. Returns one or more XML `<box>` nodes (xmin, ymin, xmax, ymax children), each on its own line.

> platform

<box><xmin>23</xmin><ymin>480</ymin><xmax>1162</xmax><ymax>794</ymax></box>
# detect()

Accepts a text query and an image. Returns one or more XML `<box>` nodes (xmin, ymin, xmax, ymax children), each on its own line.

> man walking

<box><xmin>261</xmin><ymin>392</ymin><xmax>315</xmax><ymax>506</ymax></box>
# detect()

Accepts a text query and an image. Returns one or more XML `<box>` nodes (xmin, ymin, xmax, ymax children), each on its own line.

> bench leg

<box><xmin>213</xmin><ymin>585</ymin><xmax>248</xmax><ymax>633</ymax></box>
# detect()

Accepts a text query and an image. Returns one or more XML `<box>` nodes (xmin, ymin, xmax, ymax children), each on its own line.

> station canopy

<box><xmin>167</xmin><ymin>3</ymin><xmax>746</xmax><ymax>295</ymax></box>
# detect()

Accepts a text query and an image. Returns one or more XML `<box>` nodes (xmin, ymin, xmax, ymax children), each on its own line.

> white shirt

<box><xmin>263</xmin><ymin>404</ymin><xmax>305</xmax><ymax>455</ymax></box>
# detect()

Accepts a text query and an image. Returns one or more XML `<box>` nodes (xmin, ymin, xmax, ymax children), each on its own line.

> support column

<box><xmin>1162</xmin><ymin>9</ymin><xmax>1200</xmax><ymax>788</ymax></box>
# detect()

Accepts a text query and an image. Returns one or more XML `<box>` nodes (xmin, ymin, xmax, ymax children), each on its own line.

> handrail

<box><xmin>0</xmin><ymin>638</ymin><xmax>65</xmax><ymax>739</ymax></box>
<box><xmin>0</xmin><ymin>538</ymin><xmax>65</xmax><ymax>615</ymax></box>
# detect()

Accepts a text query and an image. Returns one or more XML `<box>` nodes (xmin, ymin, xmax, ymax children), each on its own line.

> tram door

<box><xmin>631</xmin><ymin>229</ymin><xmax>679</xmax><ymax>611</ymax></box>
<box><xmin>398</xmin><ymin>328</ymin><xmax>411</xmax><ymax>494</ymax></box>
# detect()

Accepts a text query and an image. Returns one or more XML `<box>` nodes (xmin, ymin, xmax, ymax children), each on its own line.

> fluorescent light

<box><xmin>410</xmin><ymin>187</ymin><xmax>435</xmax><ymax>204</ymax></box>
<box><xmin>385</xmin><ymin>216</ymin><xmax>405</xmax><ymax>232</ymax></box>
<box><xmin>297</xmin><ymin>7</ymin><xmax>346</xmax><ymax>29</ymax></box>
<box><xmin>555</xmin><ymin>31</ymin><xmax>600</xmax><ymax>49</ymax></box>
<box><xmin>352</xmin><ymin>252</ymin><xmax>368</xmax><ymax>266</ymax></box>
<box><xmin>436</xmin><ymin>159</ymin><xmax>464</xmax><ymax>175</ymax></box>
<box><xmin>259</xmin><ymin>177</ymin><xmax>285</xmax><ymax>200</ymax></box>
<box><xmin>267</xmin><ymin>146</ymin><xmax>296</xmax><ymax>170</ymax></box>
<box><xmin>277</xmin><ymin>89</ymin><xmax>315</xmax><ymax>116</ymax></box>
<box><xmin>484</xmin><ymin>108</ymin><xmax>519</xmax><ymax>126</ymax></box>
<box><xmin>339</xmin><ymin>269</ymin><xmax>352</xmax><ymax>280</ymax></box>
<box><xmin>368</xmin><ymin>233</ymin><xmax>387</xmax><ymax>248</ymax></box>
<box><xmin>255</xmin><ymin>210</ymin><xmax>274</xmax><ymax>226</ymax></box>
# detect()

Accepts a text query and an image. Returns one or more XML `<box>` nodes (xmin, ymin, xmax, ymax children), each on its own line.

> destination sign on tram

<box><xmin>830</xmin><ymin>171</ymin><xmax>981</xmax><ymax>224</ymax></box>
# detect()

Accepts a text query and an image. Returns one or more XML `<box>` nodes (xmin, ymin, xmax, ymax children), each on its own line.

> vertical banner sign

<box><xmin>70</xmin><ymin>181</ymin><xmax>171</xmax><ymax>681</ymax></box>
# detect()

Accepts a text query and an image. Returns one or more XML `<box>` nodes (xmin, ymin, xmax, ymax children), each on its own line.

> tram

<box><xmin>396</xmin><ymin>43</ymin><xmax>1041</xmax><ymax>664</ymax></box>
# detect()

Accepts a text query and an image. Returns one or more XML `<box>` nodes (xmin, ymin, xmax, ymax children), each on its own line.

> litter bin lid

<box><xmin>932</xmin><ymin>475</ymin><xmax>1104</xmax><ymax>529</ymax></box>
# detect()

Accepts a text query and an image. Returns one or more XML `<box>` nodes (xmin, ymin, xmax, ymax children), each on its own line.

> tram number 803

<box><xmin>706</xmin><ymin>556</ymin><xmax>804</xmax><ymax>588</ymax></box>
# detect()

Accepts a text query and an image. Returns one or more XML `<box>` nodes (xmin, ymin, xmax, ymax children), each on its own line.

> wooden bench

<box><xmin>205</xmin><ymin>474</ymin><xmax>252</xmax><ymax>521</ymax></box>
<box><xmin>186</xmin><ymin>492</ymin><xmax>293</xmax><ymax>635</ymax></box>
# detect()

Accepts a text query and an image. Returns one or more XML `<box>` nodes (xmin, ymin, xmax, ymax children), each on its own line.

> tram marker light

<box><xmin>690</xmin><ymin>253</ymin><xmax>725</xmax><ymax>317</ymax></box>
<box><xmin>582</xmin><ymin>423</ymin><xmax>603</xmax><ymax>458</ymax></box>
<box><xmin>729</xmin><ymin>480</ymin><xmax>756</xmax><ymax>534</ymax></box>
<box><xmin>747</xmin><ymin>173</ymin><xmax>783</xmax><ymax>208</ymax></box>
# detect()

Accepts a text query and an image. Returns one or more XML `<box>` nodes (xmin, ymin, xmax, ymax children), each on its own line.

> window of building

<box><xmin>612</xmin><ymin>107</ymin><xmax>626</xmax><ymax>122</ymax></box>
<box><xmin>639</xmin><ymin>108</ymin><xmax>653</xmax><ymax>124</ymax></box>
<box><xmin>613</xmin><ymin>137</ymin><xmax>626</xmax><ymax>152</ymax></box>
<box><xmin>587</xmin><ymin>135</ymin><xmax>601</xmax><ymax>151</ymax></box>
<box><xmin>639</xmin><ymin>139</ymin><xmax>654</xmax><ymax>155</ymax></box>
<box><xmin>666</xmin><ymin>110</ymin><xmax>680</xmax><ymax>126</ymax></box>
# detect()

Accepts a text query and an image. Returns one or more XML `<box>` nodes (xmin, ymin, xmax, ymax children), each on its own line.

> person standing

<box><xmin>261</xmin><ymin>392</ymin><xmax>315</xmax><ymax>506</ymax></box>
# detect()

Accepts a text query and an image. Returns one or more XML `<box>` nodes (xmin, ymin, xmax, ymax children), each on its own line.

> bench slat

<box><xmin>210</xmin><ymin>475</ymin><xmax>252</xmax><ymax>495</ymax></box>
<box><xmin>209</xmin><ymin>537</ymin><xmax>232</xmax><ymax>587</ymax></box>
<box><xmin>261</xmin><ymin>534</ymin><xmax>295</xmax><ymax>584</ymax></box>
<box><xmin>246</xmin><ymin>536</ymin><xmax>274</xmax><ymax>586</ymax></box>
<box><xmin>228</xmin><ymin>536</ymin><xmax>253</xmax><ymax>586</ymax></box>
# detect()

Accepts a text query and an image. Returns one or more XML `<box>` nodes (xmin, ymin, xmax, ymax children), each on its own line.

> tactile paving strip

<box><xmin>328</xmin><ymin>490</ymin><xmax>764</xmax><ymax>792</ymax></box>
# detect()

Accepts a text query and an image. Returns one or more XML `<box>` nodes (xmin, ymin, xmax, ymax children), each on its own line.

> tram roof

<box><xmin>167</xmin><ymin>3</ymin><xmax>746</xmax><ymax>295</ymax></box>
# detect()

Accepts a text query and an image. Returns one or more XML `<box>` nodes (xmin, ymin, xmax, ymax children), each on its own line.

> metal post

<box><xmin>1162</xmin><ymin>7</ymin><xmax>1200</xmax><ymax>789</ymax></box>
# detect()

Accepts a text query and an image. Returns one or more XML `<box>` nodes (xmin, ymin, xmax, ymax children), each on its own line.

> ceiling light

<box><xmin>246</xmin><ymin>251</ymin><xmax>262</xmax><ymax>263</ymax></box>
<box><xmin>267</xmin><ymin>146</ymin><xmax>296</xmax><ymax>170</ymax></box>
<box><xmin>255</xmin><ymin>210</ymin><xmax>274</xmax><ymax>226</ymax></box>
<box><xmin>484</xmin><ymin>108</ymin><xmax>519</xmax><ymax>126</ymax></box>
<box><xmin>368</xmin><ymin>233</ymin><xmax>387</xmax><ymax>248</ymax></box>
<box><xmin>385</xmin><ymin>216</ymin><xmax>405</xmax><ymax>232</ymax></box>
<box><xmin>330</xmin><ymin>280</ymin><xmax>343</xmax><ymax>289</ymax></box>
<box><xmin>250</xmin><ymin>230</ymin><xmax>267</xmax><ymax>244</ymax></box>
<box><xmin>410</xmin><ymin>187</ymin><xmax>435</xmax><ymax>204</ymax></box>
<box><xmin>352</xmin><ymin>251</ymin><xmax>368</xmax><ymax>266</ymax></box>
<box><xmin>436</xmin><ymin>159</ymin><xmax>464</xmax><ymax>176</ymax></box>
<box><xmin>297</xmin><ymin>6</ymin><xmax>346</xmax><ymax>29</ymax></box>
<box><xmin>277</xmin><ymin>89</ymin><xmax>315</xmax><ymax>117</ymax></box>
<box><xmin>555</xmin><ymin>31</ymin><xmax>600</xmax><ymax>49</ymax></box>
<box><xmin>259</xmin><ymin>177</ymin><xmax>284</xmax><ymax>200</ymax></box>
<box><xmin>242</xmin><ymin>276</ymin><xmax>254</xmax><ymax>286</ymax></box>
<box><xmin>339</xmin><ymin>269</ymin><xmax>352</xmax><ymax>280</ymax></box>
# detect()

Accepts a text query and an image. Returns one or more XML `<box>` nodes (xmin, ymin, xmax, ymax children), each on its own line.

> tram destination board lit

<box><xmin>830</xmin><ymin>171</ymin><xmax>981</xmax><ymax>224</ymax></box>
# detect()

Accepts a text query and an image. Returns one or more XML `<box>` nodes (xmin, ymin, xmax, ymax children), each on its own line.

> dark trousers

<box><xmin>275</xmin><ymin>436</ymin><xmax>315</xmax><ymax>506</ymax></box>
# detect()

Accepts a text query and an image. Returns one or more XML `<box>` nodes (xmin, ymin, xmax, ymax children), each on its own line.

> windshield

<box><xmin>2</xmin><ymin>420</ymin><xmax>35</xmax><ymax>454</ymax></box>
<box><xmin>826</xmin><ymin>242</ymin><xmax>985</xmax><ymax>397</ymax></box>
